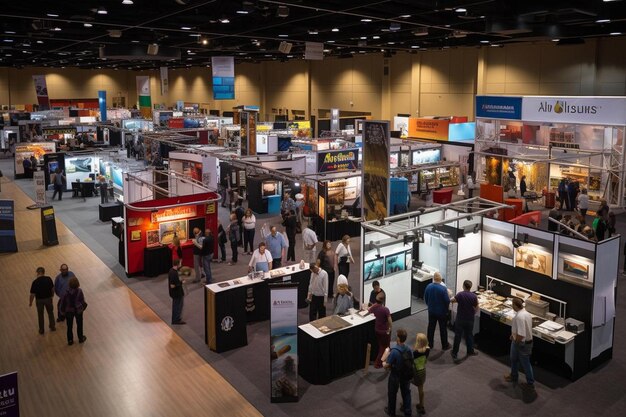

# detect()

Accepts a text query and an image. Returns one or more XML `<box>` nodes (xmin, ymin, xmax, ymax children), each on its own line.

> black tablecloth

<box><xmin>314</xmin><ymin>218</ymin><xmax>362</xmax><ymax>242</ymax></box>
<box><xmin>143</xmin><ymin>246</ymin><xmax>172</xmax><ymax>277</ymax></box>
<box><xmin>99</xmin><ymin>202</ymin><xmax>122</xmax><ymax>222</ymax></box>
<box><xmin>72</xmin><ymin>182</ymin><xmax>95</xmax><ymax>198</ymax></box>
<box><xmin>298</xmin><ymin>319</ymin><xmax>377</xmax><ymax>385</ymax></box>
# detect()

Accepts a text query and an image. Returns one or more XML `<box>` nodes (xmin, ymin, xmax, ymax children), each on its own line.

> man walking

<box><xmin>51</xmin><ymin>168</ymin><xmax>65</xmax><ymax>201</ymax></box>
<box><xmin>301</xmin><ymin>222</ymin><xmax>318</xmax><ymax>265</ymax></box>
<box><xmin>384</xmin><ymin>328</ymin><xmax>412</xmax><ymax>417</ymax></box>
<box><xmin>168</xmin><ymin>259</ymin><xmax>186</xmax><ymax>325</ymax></box>
<box><xmin>306</xmin><ymin>264</ymin><xmax>328</xmax><ymax>322</ymax></box>
<box><xmin>54</xmin><ymin>263</ymin><xmax>75</xmax><ymax>322</ymax></box>
<box><xmin>29</xmin><ymin>267</ymin><xmax>56</xmax><ymax>334</ymax></box>
<box><xmin>191</xmin><ymin>227</ymin><xmax>203</xmax><ymax>282</ymax></box>
<box><xmin>266</xmin><ymin>225</ymin><xmax>287</xmax><ymax>269</ymax></box>
<box><xmin>451</xmin><ymin>280</ymin><xmax>479</xmax><ymax>363</ymax></box>
<box><xmin>505</xmin><ymin>298</ymin><xmax>535</xmax><ymax>391</ymax></box>
<box><xmin>201</xmin><ymin>228</ymin><xmax>214</xmax><ymax>284</ymax></box>
<box><xmin>369</xmin><ymin>292</ymin><xmax>392</xmax><ymax>368</ymax></box>
<box><xmin>424</xmin><ymin>272</ymin><xmax>451</xmax><ymax>350</ymax></box>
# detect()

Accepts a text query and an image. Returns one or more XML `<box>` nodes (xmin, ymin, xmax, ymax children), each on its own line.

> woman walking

<box><xmin>242</xmin><ymin>208</ymin><xmax>257</xmax><ymax>255</ymax></box>
<box><xmin>335</xmin><ymin>235</ymin><xmax>355</xmax><ymax>279</ymax></box>
<box><xmin>412</xmin><ymin>333</ymin><xmax>430</xmax><ymax>415</ymax></box>
<box><xmin>60</xmin><ymin>277</ymin><xmax>87</xmax><ymax>346</ymax></box>
<box><xmin>318</xmin><ymin>240</ymin><xmax>336</xmax><ymax>299</ymax></box>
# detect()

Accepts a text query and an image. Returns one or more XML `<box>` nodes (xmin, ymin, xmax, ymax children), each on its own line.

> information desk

<box><xmin>205</xmin><ymin>264</ymin><xmax>310</xmax><ymax>353</ymax></box>
<box><xmin>143</xmin><ymin>246</ymin><xmax>172</xmax><ymax>277</ymax></box>
<box><xmin>298</xmin><ymin>311</ymin><xmax>376</xmax><ymax>385</ymax></box>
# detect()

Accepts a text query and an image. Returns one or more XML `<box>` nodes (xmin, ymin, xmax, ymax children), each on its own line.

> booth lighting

<box><xmin>512</xmin><ymin>238</ymin><xmax>522</xmax><ymax>248</ymax></box>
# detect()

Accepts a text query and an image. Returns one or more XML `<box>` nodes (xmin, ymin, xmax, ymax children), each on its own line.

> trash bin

<box><xmin>545</xmin><ymin>191</ymin><xmax>555</xmax><ymax>209</ymax></box>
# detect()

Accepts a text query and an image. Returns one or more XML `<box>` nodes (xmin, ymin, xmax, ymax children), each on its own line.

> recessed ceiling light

<box><xmin>97</xmin><ymin>7</ymin><xmax>107</xmax><ymax>15</ymax></box>
<box><xmin>122</xmin><ymin>0</ymin><xmax>134</xmax><ymax>5</ymax></box>
<box><xmin>327</xmin><ymin>40</ymin><xmax>335</xmax><ymax>43</ymax></box>
<box><xmin>400</xmin><ymin>15</ymin><xmax>411</xmax><ymax>18</ymax></box>
<box><xmin>308</xmin><ymin>29</ymin><xmax>318</xmax><ymax>35</ymax></box>
<box><xmin>361</xmin><ymin>18</ymin><xmax>372</xmax><ymax>22</ymax></box>
<box><xmin>372</xmin><ymin>35</ymin><xmax>380</xmax><ymax>39</ymax></box>
<box><xmin>264</xmin><ymin>54</ymin><xmax>272</xmax><ymax>57</ymax></box>
<box><xmin>596</xmin><ymin>19</ymin><xmax>611</xmax><ymax>23</ymax></box>
<box><xmin>131</xmin><ymin>40</ymin><xmax>139</xmax><ymax>43</ymax></box>
<box><xmin>36</xmin><ymin>40</ymin><xmax>43</xmax><ymax>44</ymax></box>
<box><xmin>47</xmin><ymin>13</ymin><xmax>59</xmax><ymax>17</ymax></box>
<box><xmin>323</xmin><ymin>49</ymin><xmax>330</xmax><ymax>53</ymax></box>
<box><xmin>387</xmin><ymin>42</ymin><xmax>395</xmax><ymax>45</ymax></box>
<box><xmin>4</xmin><ymin>31</ymin><xmax>15</xmax><ymax>34</ymax></box>
<box><xmin>552</xmin><ymin>38</ymin><xmax>560</xmax><ymax>42</ymax></box>
<box><xmin>52</xmin><ymin>27</ymin><xmax>62</xmax><ymax>31</ymax></box>
<box><xmin>359</xmin><ymin>50</ymin><xmax>366</xmax><ymax>53</ymax></box>
<box><xmin>360</xmin><ymin>36</ymin><xmax>367</xmax><ymax>40</ymax></box>
<box><xmin>189</xmin><ymin>33</ymin><xmax>201</xmax><ymax>37</ymax></box>
<box><xmin>219</xmin><ymin>18</ymin><xmax>230</xmax><ymax>24</ymax></box>
<box><xmin>480</xmin><ymin>40</ymin><xmax>490</xmax><ymax>44</ymax></box>
<box><xmin>84</xmin><ymin>23</ymin><xmax>93</xmax><ymax>27</ymax></box>
<box><xmin>456</xmin><ymin>8</ymin><xmax>467</xmax><ymax>13</ymax></box>
<box><xmin>278</xmin><ymin>34</ymin><xmax>289</xmax><ymax>37</ymax></box>
<box><xmin>444</xmin><ymin>24</ymin><xmax>451</xmax><ymax>28</ymax></box>
<box><xmin>411</xmin><ymin>45</ymin><xmax>419</xmax><ymax>48</ymax></box>
<box><xmin>181</xmin><ymin>26</ymin><xmax>191</xmax><ymax>30</ymax></box>
<box><xmin>611</xmin><ymin>32</ymin><xmax>622</xmax><ymax>35</ymax></box>
<box><xmin>332</xmin><ymin>28</ymin><xmax>339</xmax><ymax>32</ymax></box>
<box><xmin>236</xmin><ymin>10</ymin><xmax>249</xmax><ymax>14</ymax></box>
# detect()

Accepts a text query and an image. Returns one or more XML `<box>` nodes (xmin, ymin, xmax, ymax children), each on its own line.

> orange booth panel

<box><xmin>510</xmin><ymin>211</ymin><xmax>542</xmax><ymax>226</ymax></box>
<box><xmin>544</xmin><ymin>191</ymin><xmax>556</xmax><ymax>209</ymax></box>
<box><xmin>504</xmin><ymin>198</ymin><xmax>523</xmax><ymax>221</ymax></box>
<box><xmin>433</xmin><ymin>188</ymin><xmax>453</xmax><ymax>204</ymax></box>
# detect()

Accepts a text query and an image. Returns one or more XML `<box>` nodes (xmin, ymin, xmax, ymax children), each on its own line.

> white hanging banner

<box><xmin>160</xmin><ymin>67</ymin><xmax>169</xmax><ymax>95</ymax></box>
<box><xmin>522</xmin><ymin>96</ymin><xmax>626</xmax><ymax>125</ymax></box>
<box><xmin>34</xmin><ymin>170</ymin><xmax>46</xmax><ymax>206</ymax></box>
<box><xmin>305</xmin><ymin>42</ymin><xmax>324</xmax><ymax>60</ymax></box>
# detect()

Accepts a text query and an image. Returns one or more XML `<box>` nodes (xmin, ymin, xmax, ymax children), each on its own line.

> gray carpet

<box><xmin>3</xmin><ymin>156</ymin><xmax>626</xmax><ymax>417</ymax></box>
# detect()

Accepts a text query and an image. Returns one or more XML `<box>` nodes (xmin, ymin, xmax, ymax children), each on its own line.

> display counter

<box><xmin>143</xmin><ymin>245</ymin><xmax>172</xmax><ymax>277</ymax></box>
<box><xmin>298</xmin><ymin>310</ymin><xmax>376</xmax><ymax>385</ymax></box>
<box><xmin>99</xmin><ymin>202</ymin><xmax>122</xmax><ymax>222</ymax></box>
<box><xmin>205</xmin><ymin>264</ymin><xmax>310</xmax><ymax>353</ymax></box>
<box><xmin>314</xmin><ymin>216</ymin><xmax>361</xmax><ymax>242</ymax></box>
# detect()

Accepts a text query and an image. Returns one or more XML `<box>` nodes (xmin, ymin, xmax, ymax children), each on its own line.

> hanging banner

<box><xmin>33</xmin><ymin>171</ymin><xmax>46</xmax><ymax>207</ymax></box>
<box><xmin>160</xmin><ymin>67</ymin><xmax>169</xmax><ymax>95</ymax></box>
<box><xmin>317</xmin><ymin>148</ymin><xmax>358</xmax><ymax>173</ymax></box>
<box><xmin>0</xmin><ymin>200</ymin><xmax>18</xmax><ymax>253</ymax></box>
<box><xmin>270</xmin><ymin>284</ymin><xmax>299</xmax><ymax>403</ymax></box>
<box><xmin>211</xmin><ymin>56</ymin><xmax>235</xmax><ymax>100</ymax></box>
<box><xmin>522</xmin><ymin>96</ymin><xmax>626</xmax><ymax>125</ymax></box>
<box><xmin>98</xmin><ymin>90</ymin><xmax>107</xmax><ymax>122</ymax></box>
<box><xmin>135</xmin><ymin>76</ymin><xmax>152</xmax><ymax>118</ymax></box>
<box><xmin>408</xmin><ymin>118</ymin><xmax>449</xmax><ymax>141</ymax></box>
<box><xmin>32</xmin><ymin>75</ymin><xmax>50</xmax><ymax>110</ymax></box>
<box><xmin>476</xmin><ymin>96</ymin><xmax>522</xmax><ymax>120</ymax></box>
<box><xmin>305</xmin><ymin>42</ymin><xmax>324</xmax><ymax>60</ymax></box>
<box><xmin>362</xmin><ymin>121</ymin><xmax>390</xmax><ymax>220</ymax></box>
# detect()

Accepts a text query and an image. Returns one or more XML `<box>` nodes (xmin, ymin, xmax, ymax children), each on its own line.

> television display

<box><xmin>385</xmin><ymin>252</ymin><xmax>406</xmax><ymax>275</ymax></box>
<box><xmin>364</xmin><ymin>258</ymin><xmax>384</xmax><ymax>282</ymax></box>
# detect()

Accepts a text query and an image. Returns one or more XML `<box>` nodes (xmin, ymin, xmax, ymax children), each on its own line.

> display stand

<box><xmin>40</xmin><ymin>206</ymin><xmax>58</xmax><ymax>246</ymax></box>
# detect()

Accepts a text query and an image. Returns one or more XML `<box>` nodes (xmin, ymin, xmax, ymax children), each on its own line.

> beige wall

<box><xmin>2</xmin><ymin>37</ymin><xmax>626</xmax><ymax>120</ymax></box>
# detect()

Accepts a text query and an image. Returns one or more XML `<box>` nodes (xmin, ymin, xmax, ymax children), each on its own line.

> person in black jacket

<box><xmin>168</xmin><ymin>259</ymin><xmax>185</xmax><ymax>325</ymax></box>
<box><xmin>29</xmin><ymin>266</ymin><xmax>56</xmax><ymax>335</ymax></box>
<box><xmin>283</xmin><ymin>209</ymin><xmax>297</xmax><ymax>262</ymax></box>
<box><xmin>519</xmin><ymin>175</ymin><xmax>527</xmax><ymax>197</ymax></box>
<box><xmin>201</xmin><ymin>228</ymin><xmax>214</xmax><ymax>284</ymax></box>
<box><xmin>217</xmin><ymin>222</ymin><xmax>227</xmax><ymax>263</ymax></box>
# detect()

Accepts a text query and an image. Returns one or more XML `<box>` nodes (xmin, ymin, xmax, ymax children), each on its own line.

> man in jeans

<box><xmin>384</xmin><ymin>328</ymin><xmax>412</xmax><ymax>417</ymax></box>
<box><xmin>505</xmin><ymin>298</ymin><xmax>536</xmax><ymax>391</ymax></box>
<box><xmin>201</xmin><ymin>228</ymin><xmax>214</xmax><ymax>284</ymax></box>
<box><xmin>423</xmin><ymin>272</ymin><xmax>451</xmax><ymax>350</ymax></box>
<box><xmin>29</xmin><ymin>267</ymin><xmax>56</xmax><ymax>335</ymax></box>
<box><xmin>450</xmin><ymin>280</ymin><xmax>479</xmax><ymax>363</ymax></box>
<box><xmin>168</xmin><ymin>259</ymin><xmax>186</xmax><ymax>325</ymax></box>
<box><xmin>191</xmin><ymin>227</ymin><xmax>203</xmax><ymax>283</ymax></box>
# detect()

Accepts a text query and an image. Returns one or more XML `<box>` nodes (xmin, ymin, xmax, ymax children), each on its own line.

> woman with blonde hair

<box><xmin>413</xmin><ymin>333</ymin><xmax>430</xmax><ymax>415</ymax></box>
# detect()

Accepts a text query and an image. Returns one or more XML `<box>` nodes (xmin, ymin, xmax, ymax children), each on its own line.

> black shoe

<box><xmin>442</xmin><ymin>344</ymin><xmax>451</xmax><ymax>351</ymax></box>
<box><xmin>172</xmin><ymin>321</ymin><xmax>186</xmax><ymax>325</ymax></box>
<box><xmin>68</xmin><ymin>340</ymin><xmax>74</xmax><ymax>345</ymax></box>
<box><xmin>384</xmin><ymin>407</ymin><xmax>396</xmax><ymax>417</ymax></box>
<box><xmin>79</xmin><ymin>336</ymin><xmax>87</xmax><ymax>344</ymax></box>
<box><xmin>39</xmin><ymin>330</ymin><xmax>44</xmax><ymax>335</ymax></box>
<box><xmin>56</xmin><ymin>318</ymin><xmax>65</xmax><ymax>323</ymax></box>
<box><xmin>416</xmin><ymin>405</ymin><xmax>426</xmax><ymax>415</ymax></box>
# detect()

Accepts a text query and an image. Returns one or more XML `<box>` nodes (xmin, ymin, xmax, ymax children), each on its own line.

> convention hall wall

<box><xmin>0</xmin><ymin>37</ymin><xmax>625</xmax><ymax>120</ymax></box>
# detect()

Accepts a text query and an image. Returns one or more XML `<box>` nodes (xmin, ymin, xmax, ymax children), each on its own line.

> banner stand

<box><xmin>269</xmin><ymin>282</ymin><xmax>299</xmax><ymax>403</ymax></box>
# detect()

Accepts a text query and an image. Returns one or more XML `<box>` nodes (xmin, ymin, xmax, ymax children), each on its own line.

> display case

<box><xmin>418</xmin><ymin>165</ymin><xmax>460</xmax><ymax>192</ymax></box>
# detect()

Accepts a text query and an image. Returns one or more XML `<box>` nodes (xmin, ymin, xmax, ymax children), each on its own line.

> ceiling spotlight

<box><xmin>372</xmin><ymin>35</ymin><xmax>380</xmax><ymax>39</ymax></box>
<box><xmin>308</xmin><ymin>29</ymin><xmax>319</xmax><ymax>35</ymax></box>
<box><xmin>480</xmin><ymin>40</ymin><xmax>490</xmax><ymax>44</ymax></box>
<box><xmin>84</xmin><ymin>23</ymin><xmax>93</xmax><ymax>27</ymax></box>
<box><xmin>236</xmin><ymin>10</ymin><xmax>249</xmax><ymax>14</ymax></box>
<box><xmin>332</xmin><ymin>28</ymin><xmax>339</xmax><ymax>32</ymax></box>
<box><xmin>400</xmin><ymin>14</ymin><xmax>411</xmax><ymax>18</ymax></box>
<box><xmin>200</xmin><ymin>38</ymin><xmax>209</xmax><ymax>45</ymax></box>
<box><xmin>390</xmin><ymin>22</ymin><xmax>401</xmax><ymax>31</ymax></box>
<box><xmin>610</xmin><ymin>32</ymin><xmax>622</xmax><ymax>35</ymax></box>
<box><xmin>47</xmin><ymin>13</ymin><xmax>59</xmax><ymax>17</ymax></box>
<box><xmin>412</xmin><ymin>28</ymin><xmax>428</xmax><ymax>36</ymax></box>
<box><xmin>596</xmin><ymin>19</ymin><xmax>611</xmax><ymax>23</ymax></box>
<box><xmin>181</xmin><ymin>26</ymin><xmax>191</xmax><ymax>30</ymax></box>
<box><xmin>219</xmin><ymin>17</ymin><xmax>230</xmax><ymax>24</ymax></box>
<box><xmin>52</xmin><ymin>27</ymin><xmax>62</xmax><ymax>31</ymax></box>
<box><xmin>361</xmin><ymin>18</ymin><xmax>372</xmax><ymax>22</ymax></box>
<box><xmin>97</xmin><ymin>7</ymin><xmax>108</xmax><ymax>15</ymax></box>
<box><xmin>122</xmin><ymin>0</ymin><xmax>134</xmax><ymax>4</ymax></box>
<box><xmin>456</xmin><ymin>8</ymin><xmax>467</xmax><ymax>13</ymax></box>
<box><xmin>277</xmin><ymin>5</ymin><xmax>289</xmax><ymax>17</ymax></box>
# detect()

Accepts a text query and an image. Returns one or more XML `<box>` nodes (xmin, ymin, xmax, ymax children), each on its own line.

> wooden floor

<box><xmin>0</xmin><ymin>177</ymin><xmax>262</xmax><ymax>417</ymax></box>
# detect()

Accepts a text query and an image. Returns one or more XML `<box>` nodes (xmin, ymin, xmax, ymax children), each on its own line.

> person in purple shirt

<box><xmin>450</xmin><ymin>280</ymin><xmax>479</xmax><ymax>363</ymax></box>
<box><xmin>368</xmin><ymin>292</ymin><xmax>392</xmax><ymax>368</ymax></box>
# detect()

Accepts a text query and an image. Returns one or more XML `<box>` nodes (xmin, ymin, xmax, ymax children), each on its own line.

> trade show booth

<box><xmin>14</xmin><ymin>141</ymin><xmax>56</xmax><ymax>178</ymax></box>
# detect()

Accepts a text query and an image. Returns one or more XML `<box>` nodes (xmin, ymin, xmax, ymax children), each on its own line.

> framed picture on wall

<box><xmin>131</xmin><ymin>230</ymin><xmax>142</xmax><ymax>242</ymax></box>
<box><xmin>344</xmin><ymin>187</ymin><xmax>357</xmax><ymax>201</ymax></box>
<box><xmin>146</xmin><ymin>229</ymin><xmax>160</xmax><ymax>247</ymax></box>
<box><xmin>159</xmin><ymin>219</ymin><xmax>188</xmax><ymax>245</ymax></box>
<box><xmin>385</xmin><ymin>252</ymin><xmax>406</xmax><ymax>275</ymax></box>
<box><xmin>557</xmin><ymin>255</ymin><xmax>593</xmax><ymax>288</ymax></box>
<box><xmin>364</xmin><ymin>258</ymin><xmax>384</xmax><ymax>282</ymax></box>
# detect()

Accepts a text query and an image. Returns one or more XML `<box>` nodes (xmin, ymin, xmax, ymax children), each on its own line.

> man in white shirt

<box><xmin>577</xmin><ymin>188</ymin><xmax>589</xmax><ymax>218</ymax></box>
<box><xmin>301</xmin><ymin>223</ymin><xmax>318</xmax><ymax>264</ymax></box>
<box><xmin>307</xmin><ymin>264</ymin><xmax>328</xmax><ymax>322</ymax></box>
<box><xmin>248</xmin><ymin>242</ymin><xmax>273</xmax><ymax>273</ymax></box>
<box><xmin>505</xmin><ymin>298</ymin><xmax>535</xmax><ymax>391</ymax></box>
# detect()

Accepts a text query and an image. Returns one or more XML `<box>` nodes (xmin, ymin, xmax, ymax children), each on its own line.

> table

<box><xmin>72</xmin><ymin>181</ymin><xmax>95</xmax><ymax>198</ymax></box>
<box><xmin>298</xmin><ymin>312</ymin><xmax>376</xmax><ymax>385</ymax></box>
<box><xmin>205</xmin><ymin>264</ymin><xmax>310</xmax><ymax>353</ymax></box>
<box><xmin>143</xmin><ymin>246</ymin><xmax>172</xmax><ymax>277</ymax></box>
<box><xmin>99</xmin><ymin>202</ymin><xmax>122</xmax><ymax>222</ymax></box>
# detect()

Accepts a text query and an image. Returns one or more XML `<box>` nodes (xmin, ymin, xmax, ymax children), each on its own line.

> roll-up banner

<box><xmin>33</xmin><ymin>171</ymin><xmax>46</xmax><ymax>206</ymax></box>
<box><xmin>211</xmin><ymin>56</ymin><xmax>235</xmax><ymax>100</ymax></box>
<box><xmin>0</xmin><ymin>371</ymin><xmax>19</xmax><ymax>416</ymax></box>
<box><xmin>269</xmin><ymin>283</ymin><xmax>299</xmax><ymax>403</ymax></box>
<box><xmin>33</xmin><ymin>75</ymin><xmax>50</xmax><ymax>110</ymax></box>
<box><xmin>136</xmin><ymin>76</ymin><xmax>152</xmax><ymax>118</ymax></box>
<box><xmin>362</xmin><ymin>121</ymin><xmax>390</xmax><ymax>220</ymax></box>
<box><xmin>160</xmin><ymin>67</ymin><xmax>169</xmax><ymax>95</ymax></box>
<box><xmin>0</xmin><ymin>200</ymin><xmax>18</xmax><ymax>252</ymax></box>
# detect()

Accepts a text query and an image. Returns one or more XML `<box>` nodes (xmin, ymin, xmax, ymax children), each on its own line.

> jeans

<box><xmin>219</xmin><ymin>241</ymin><xmax>226</xmax><ymax>261</ymax></box>
<box><xmin>202</xmin><ymin>255</ymin><xmax>212</xmax><ymax>283</ymax></box>
<box><xmin>427</xmin><ymin>313</ymin><xmax>449</xmax><ymax>349</ymax></box>
<box><xmin>374</xmin><ymin>330</ymin><xmax>391</xmax><ymax>367</ymax></box>
<box><xmin>65</xmin><ymin>312</ymin><xmax>84</xmax><ymax>343</ymax></box>
<box><xmin>171</xmin><ymin>296</ymin><xmax>184</xmax><ymax>323</ymax></box>
<box><xmin>388</xmin><ymin>372</ymin><xmax>411</xmax><ymax>417</ymax></box>
<box><xmin>309</xmin><ymin>295</ymin><xmax>326</xmax><ymax>321</ymax></box>
<box><xmin>52</xmin><ymin>184</ymin><xmax>63</xmax><ymax>200</ymax></box>
<box><xmin>452</xmin><ymin>318</ymin><xmax>475</xmax><ymax>356</ymax></box>
<box><xmin>510</xmin><ymin>341</ymin><xmax>534</xmax><ymax>385</ymax></box>
<box><xmin>36</xmin><ymin>297</ymin><xmax>55</xmax><ymax>332</ymax></box>
<box><xmin>287</xmin><ymin>234</ymin><xmax>296</xmax><ymax>261</ymax></box>
<box><xmin>230</xmin><ymin>241</ymin><xmax>238</xmax><ymax>262</ymax></box>
<box><xmin>193</xmin><ymin>254</ymin><xmax>203</xmax><ymax>280</ymax></box>
<box><xmin>243</xmin><ymin>228</ymin><xmax>255</xmax><ymax>253</ymax></box>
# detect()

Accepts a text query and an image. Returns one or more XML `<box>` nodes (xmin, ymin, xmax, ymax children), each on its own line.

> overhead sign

<box><xmin>305</xmin><ymin>42</ymin><xmax>324</xmax><ymax>60</ymax></box>
<box><xmin>362</xmin><ymin>121</ymin><xmax>390</xmax><ymax>220</ymax></box>
<box><xmin>212</xmin><ymin>56</ymin><xmax>235</xmax><ymax>100</ymax></box>
<box><xmin>408</xmin><ymin>118</ymin><xmax>449</xmax><ymax>141</ymax></box>
<box><xmin>150</xmin><ymin>205</ymin><xmax>197</xmax><ymax>223</ymax></box>
<box><xmin>522</xmin><ymin>96</ymin><xmax>626</xmax><ymax>125</ymax></box>
<box><xmin>33</xmin><ymin>75</ymin><xmax>50</xmax><ymax>110</ymax></box>
<box><xmin>0</xmin><ymin>372</ymin><xmax>19</xmax><ymax>416</ymax></box>
<box><xmin>476</xmin><ymin>96</ymin><xmax>523</xmax><ymax>120</ymax></box>
<box><xmin>42</xmin><ymin>127</ymin><xmax>77</xmax><ymax>135</ymax></box>
<box><xmin>136</xmin><ymin>76</ymin><xmax>152</xmax><ymax>118</ymax></box>
<box><xmin>317</xmin><ymin>149</ymin><xmax>358</xmax><ymax>173</ymax></box>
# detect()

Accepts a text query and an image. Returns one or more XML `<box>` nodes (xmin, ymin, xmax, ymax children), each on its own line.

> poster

<box><xmin>160</xmin><ymin>66</ymin><xmax>169</xmax><ymax>95</ymax></box>
<box><xmin>14</xmin><ymin>142</ymin><xmax>56</xmax><ymax>175</ymax></box>
<box><xmin>136</xmin><ymin>76</ymin><xmax>152</xmax><ymax>118</ymax></box>
<box><xmin>270</xmin><ymin>285</ymin><xmax>298</xmax><ymax>403</ymax></box>
<box><xmin>159</xmin><ymin>220</ymin><xmax>188</xmax><ymax>245</ymax></box>
<box><xmin>317</xmin><ymin>149</ymin><xmax>358</xmax><ymax>173</ymax></box>
<box><xmin>33</xmin><ymin>74</ymin><xmax>50</xmax><ymax>110</ymax></box>
<box><xmin>362</xmin><ymin>121</ymin><xmax>390</xmax><ymax>220</ymax></box>
<box><xmin>0</xmin><ymin>200</ymin><xmax>18</xmax><ymax>252</ymax></box>
<box><xmin>0</xmin><ymin>371</ymin><xmax>19</xmax><ymax>416</ymax></box>
<box><xmin>33</xmin><ymin>171</ymin><xmax>46</xmax><ymax>207</ymax></box>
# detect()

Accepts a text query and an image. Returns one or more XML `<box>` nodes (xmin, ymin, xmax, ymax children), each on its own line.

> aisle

<box><xmin>0</xmin><ymin>176</ymin><xmax>262</xmax><ymax>417</ymax></box>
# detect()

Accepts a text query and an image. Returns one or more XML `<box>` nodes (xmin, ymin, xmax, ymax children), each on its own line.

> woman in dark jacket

<box><xmin>60</xmin><ymin>276</ymin><xmax>87</xmax><ymax>345</ymax></box>
<box><xmin>317</xmin><ymin>240</ymin><xmax>336</xmax><ymax>299</ymax></box>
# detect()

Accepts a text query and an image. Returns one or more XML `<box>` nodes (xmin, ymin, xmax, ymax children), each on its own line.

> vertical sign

<box><xmin>33</xmin><ymin>171</ymin><xmax>46</xmax><ymax>207</ymax></box>
<box><xmin>0</xmin><ymin>372</ymin><xmax>19</xmax><ymax>416</ymax></box>
<box><xmin>240</xmin><ymin>112</ymin><xmax>249</xmax><ymax>156</ymax></box>
<box><xmin>32</xmin><ymin>75</ymin><xmax>50</xmax><ymax>110</ymax></box>
<box><xmin>362</xmin><ymin>121</ymin><xmax>390</xmax><ymax>220</ymax></box>
<box><xmin>0</xmin><ymin>200</ymin><xmax>18</xmax><ymax>253</ymax></box>
<box><xmin>330</xmin><ymin>108</ymin><xmax>339</xmax><ymax>132</ymax></box>
<box><xmin>211</xmin><ymin>56</ymin><xmax>235</xmax><ymax>100</ymax></box>
<box><xmin>304</xmin><ymin>42</ymin><xmax>324</xmax><ymax>60</ymax></box>
<box><xmin>270</xmin><ymin>284</ymin><xmax>299</xmax><ymax>403</ymax></box>
<box><xmin>135</xmin><ymin>76</ymin><xmax>152</xmax><ymax>118</ymax></box>
<box><xmin>160</xmin><ymin>67</ymin><xmax>169</xmax><ymax>95</ymax></box>
<box><xmin>40</xmin><ymin>206</ymin><xmax>58</xmax><ymax>246</ymax></box>
<box><xmin>98</xmin><ymin>90</ymin><xmax>107</xmax><ymax>122</ymax></box>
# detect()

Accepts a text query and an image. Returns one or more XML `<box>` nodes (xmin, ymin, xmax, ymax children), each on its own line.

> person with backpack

<box><xmin>412</xmin><ymin>333</ymin><xmax>430</xmax><ymax>415</ymax></box>
<box><xmin>383</xmin><ymin>328</ymin><xmax>413</xmax><ymax>417</ymax></box>
<box><xmin>60</xmin><ymin>276</ymin><xmax>87</xmax><ymax>345</ymax></box>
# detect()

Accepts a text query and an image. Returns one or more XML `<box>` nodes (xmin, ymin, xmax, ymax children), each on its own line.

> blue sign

<box><xmin>213</xmin><ymin>77</ymin><xmax>235</xmax><ymax>100</ymax></box>
<box><xmin>0</xmin><ymin>200</ymin><xmax>17</xmax><ymax>253</ymax></box>
<box><xmin>449</xmin><ymin>122</ymin><xmax>476</xmax><ymax>142</ymax></box>
<box><xmin>0</xmin><ymin>372</ymin><xmax>19</xmax><ymax>416</ymax></box>
<box><xmin>476</xmin><ymin>96</ymin><xmax>522</xmax><ymax>120</ymax></box>
<box><xmin>98</xmin><ymin>90</ymin><xmax>107</xmax><ymax>122</ymax></box>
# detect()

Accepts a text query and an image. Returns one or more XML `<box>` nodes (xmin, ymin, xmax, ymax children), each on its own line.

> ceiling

<box><xmin>0</xmin><ymin>0</ymin><xmax>625</xmax><ymax>70</ymax></box>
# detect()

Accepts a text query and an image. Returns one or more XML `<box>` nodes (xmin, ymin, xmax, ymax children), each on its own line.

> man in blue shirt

<box><xmin>384</xmin><ymin>328</ymin><xmax>412</xmax><ymax>417</ymax></box>
<box><xmin>266</xmin><ymin>225</ymin><xmax>287</xmax><ymax>269</ymax></box>
<box><xmin>54</xmin><ymin>264</ymin><xmax>75</xmax><ymax>322</ymax></box>
<box><xmin>424</xmin><ymin>272</ymin><xmax>451</xmax><ymax>350</ymax></box>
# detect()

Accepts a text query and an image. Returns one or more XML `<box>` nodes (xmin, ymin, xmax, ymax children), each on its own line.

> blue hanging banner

<box><xmin>98</xmin><ymin>90</ymin><xmax>107</xmax><ymax>122</ymax></box>
<box><xmin>0</xmin><ymin>200</ymin><xmax>17</xmax><ymax>252</ymax></box>
<box><xmin>476</xmin><ymin>96</ymin><xmax>523</xmax><ymax>120</ymax></box>
<box><xmin>0</xmin><ymin>371</ymin><xmax>19</xmax><ymax>416</ymax></box>
<box><xmin>211</xmin><ymin>56</ymin><xmax>235</xmax><ymax>100</ymax></box>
